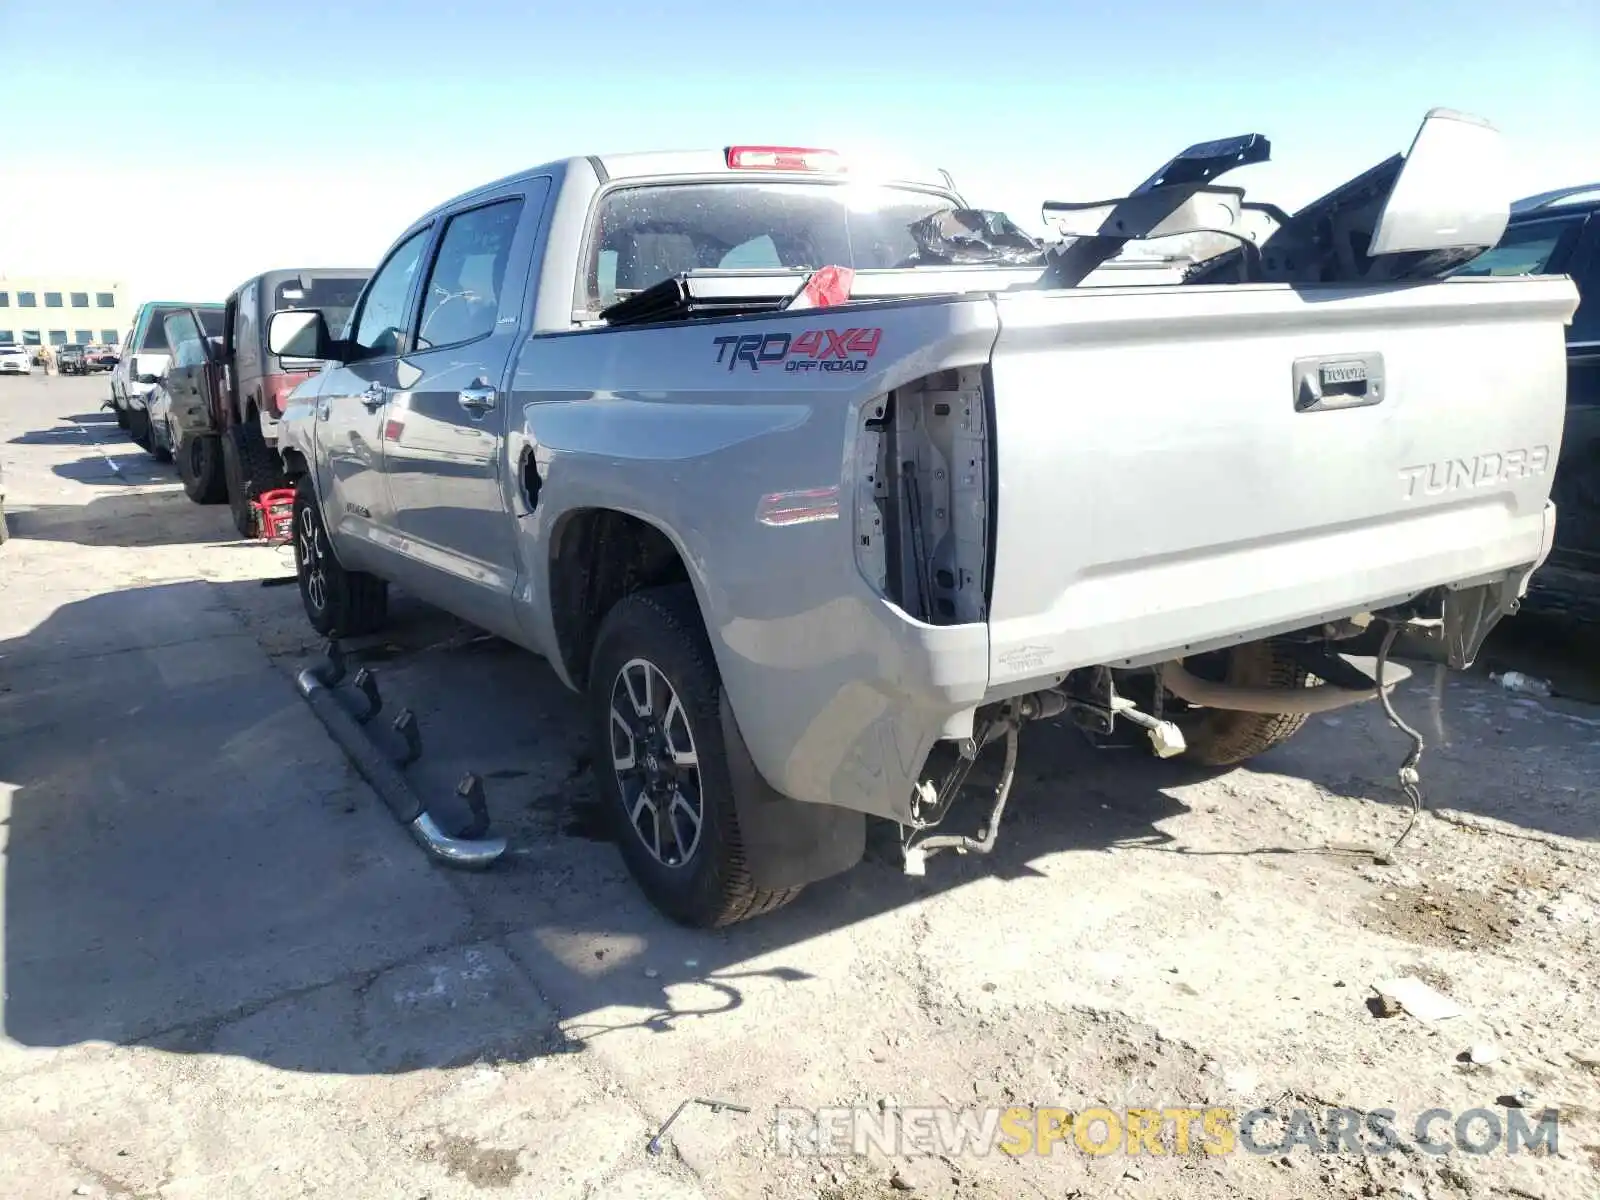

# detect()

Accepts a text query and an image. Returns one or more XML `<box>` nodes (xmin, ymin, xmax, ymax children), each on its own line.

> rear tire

<box><xmin>224</xmin><ymin>419</ymin><xmax>288</xmax><ymax>538</ymax></box>
<box><xmin>588</xmin><ymin>585</ymin><xmax>803</xmax><ymax>928</ymax></box>
<box><xmin>1172</xmin><ymin>640</ymin><xmax>1313</xmax><ymax>766</ymax></box>
<box><xmin>292</xmin><ymin>476</ymin><xmax>388</xmax><ymax>637</ymax></box>
<box><xmin>178</xmin><ymin>434</ymin><xmax>227</xmax><ymax>504</ymax></box>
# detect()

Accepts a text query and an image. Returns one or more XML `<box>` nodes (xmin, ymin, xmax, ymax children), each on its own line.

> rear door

<box><xmin>379</xmin><ymin>184</ymin><xmax>544</xmax><ymax>627</ymax></box>
<box><xmin>311</xmin><ymin>226</ymin><xmax>432</xmax><ymax>571</ymax></box>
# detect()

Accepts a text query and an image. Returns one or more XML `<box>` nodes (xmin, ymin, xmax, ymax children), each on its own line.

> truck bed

<box><xmin>513</xmin><ymin>270</ymin><xmax>1575</xmax><ymax>822</ymax></box>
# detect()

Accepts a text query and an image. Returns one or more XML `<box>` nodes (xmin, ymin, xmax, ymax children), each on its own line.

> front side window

<box><xmin>350</xmin><ymin>228</ymin><xmax>430</xmax><ymax>358</ymax></box>
<box><xmin>415</xmin><ymin>198</ymin><xmax>523</xmax><ymax>350</ymax></box>
<box><xmin>18</xmin><ymin>291</ymin><xmax>36</xmax><ymax>307</ymax></box>
<box><xmin>71</xmin><ymin>292</ymin><xmax>89</xmax><ymax>307</ymax></box>
<box><xmin>1454</xmin><ymin>216</ymin><xmax>1586</xmax><ymax>278</ymax></box>
<box><xmin>45</xmin><ymin>292</ymin><xmax>63</xmax><ymax>308</ymax></box>
<box><xmin>584</xmin><ymin>181</ymin><xmax>957</xmax><ymax>310</ymax></box>
<box><xmin>96</xmin><ymin>292</ymin><xmax>114</xmax><ymax>307</ymax></box>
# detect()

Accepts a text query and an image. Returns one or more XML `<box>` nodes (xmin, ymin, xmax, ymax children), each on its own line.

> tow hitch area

<box><xmin>901</xmin><ymin>672</ymin><xmax>1184</xmax><ymax>876</ymax></box>
<box><xmin>293</xmin><ymin>640</ymin><xmax>508</xmax><ymax>869</ymax></box>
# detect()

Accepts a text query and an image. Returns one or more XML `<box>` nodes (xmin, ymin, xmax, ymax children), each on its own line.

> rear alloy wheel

<box><xmin>610</xmin><ymin>657</ymin><xmax>707</xmax><ymax>870</ymax></box>
<box><xmin>224</xmin><ymin>420</ymin><xmax>289</xmax><ymax>538</ymax></box>
<box><xmin>588</xmin><ymin>586</ymin><xmax>802</xmax><ymax>927</ymax></box>
<box><xmin>292</xmin><ymin>477</ymin><xmax>388</xmax><ymax>638</ymax></box>
<box><xmin>178</xmin><ymin>434</ymin><xmax>228</xmax><ymax>504</ymax></box>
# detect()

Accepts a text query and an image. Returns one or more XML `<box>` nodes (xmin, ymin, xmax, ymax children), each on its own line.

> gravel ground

<box><xmin>2</xmin><ymin>375</ymin><xmax>1598</xmax><ymax>1200</ymax></box>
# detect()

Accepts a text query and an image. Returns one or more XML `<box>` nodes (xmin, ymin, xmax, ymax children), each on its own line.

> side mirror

<box><xmin>268</xmin><ymin>309</ymin><xmax>337</xmax><ymax>361</ymax></box>
<box><xmin>136</xmin><ymin>372</ymin><xmax>163</xmax><ymax>386</ymax></box>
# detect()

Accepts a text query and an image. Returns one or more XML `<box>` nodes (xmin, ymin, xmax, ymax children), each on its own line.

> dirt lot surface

<box><xmin>3</xmin><ymin>375</ymin><xmax>1598</xmax><ymax>1200</ymax></box>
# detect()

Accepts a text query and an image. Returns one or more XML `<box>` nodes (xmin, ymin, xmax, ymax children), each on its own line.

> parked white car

<box><xmin>0</xmin><ymin>343</ymin><xmax>33</xmax><ymax>375</ymax></box>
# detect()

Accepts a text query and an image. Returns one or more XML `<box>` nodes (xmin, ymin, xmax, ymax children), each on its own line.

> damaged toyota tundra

<box><xmin>269</xmin><ymin>111</ymin><xmax>1577</xmax><ymax>926</ymax></box>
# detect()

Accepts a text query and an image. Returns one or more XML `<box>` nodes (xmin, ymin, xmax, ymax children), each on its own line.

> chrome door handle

<box><xmin>458</xmin><ymin>383</ymin><xmax>497</xmax><ymax>416</ymax></box>
<box><xmin>360</xmin><ymin>383</ymin><xmax>390</xmax><ymax>410</ymax></box>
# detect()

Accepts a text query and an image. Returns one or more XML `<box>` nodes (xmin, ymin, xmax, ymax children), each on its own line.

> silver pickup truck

<box><xmin>271</xmin><ymin>113</ymin><xmax>1577</xmax><ymax>926</ymax></box>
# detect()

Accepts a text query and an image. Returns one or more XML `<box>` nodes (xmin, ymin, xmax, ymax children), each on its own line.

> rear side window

<box><xmin>200</xmin><ymin>309</ymin><xmax>224</xmax><ymax>337</ymax></box>
<box><xmin>1455</xmin><ymin>216</ymin><xmax>1585</xmax><ymax>278</ymax></box>
<box><xmin>415</xmin><ymin>198</ymin><xmax>524</xmax><ymax>350</ymax></box>
<box><xmin>584</xmin><ymin>181</ymin><xmax>956</xmax><ymax>310</ymax></box>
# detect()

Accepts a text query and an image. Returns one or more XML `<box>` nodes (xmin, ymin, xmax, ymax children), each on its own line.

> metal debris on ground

<box><xmin>1491</xmin><ymin>670</ymin><xmax>1553</xmax><ymax>697</ymax></box>
<box><xmin>646</xmin><ymin>1097</ymin><xmax>751</xmax><ymax>1155</ymax></box>
<box><xmin>1372</xmin><ymin>977</ymin><xmax>1464</xmax><ymax>1023</ymax></box>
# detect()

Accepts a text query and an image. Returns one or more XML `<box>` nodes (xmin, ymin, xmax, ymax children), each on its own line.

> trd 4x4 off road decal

<box><xmin>713</xmin><ymin>327</ymin><xmax>883</xmax><ymax>373</ymax></box>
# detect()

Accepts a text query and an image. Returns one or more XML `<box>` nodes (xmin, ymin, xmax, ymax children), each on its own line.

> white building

<box><xmin>0</xmin><ymin>276</ymin><xmax>134</xmax><ymax>349</ymax></box>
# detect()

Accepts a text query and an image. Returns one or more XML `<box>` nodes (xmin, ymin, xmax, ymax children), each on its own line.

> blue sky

<box><xmin>2</xmin><ymin>0</ymin><xmax>1596</xmax><ymax>302</ymax></box>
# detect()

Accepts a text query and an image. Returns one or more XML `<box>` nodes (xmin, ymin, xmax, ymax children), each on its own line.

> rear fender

<box><xmin>510</xmin><ymin>297</ymin><xmax>1000</xmax><ymax>821</ymax></box>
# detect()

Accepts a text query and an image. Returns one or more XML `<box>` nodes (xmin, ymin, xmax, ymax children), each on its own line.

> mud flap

<box><xmin>1443</xmin><ymin>574</ymin><xmax>1530</xmax><ymax>669</ymax></box>
<box><xmin>720</xmin><ymin>690</ymin><xmax>865</xmax><ymax>891</ymax></box>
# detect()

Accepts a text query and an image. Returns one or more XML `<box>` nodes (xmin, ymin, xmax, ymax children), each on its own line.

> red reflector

<box><xmin>725</xmin><ymin>145</ymin><xmax>845</xmax><ymax>173</ymax></box>
<box><xmin>786</xmin><ymin>265</ymin><xmax>855</xmax><ymax>310</ymax></box>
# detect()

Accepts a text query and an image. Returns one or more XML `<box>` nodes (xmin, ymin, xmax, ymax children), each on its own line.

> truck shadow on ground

<box><xmin>2</xmin><ymin>582</ymin><xmax>1594</xmax><ymax>1080</ymax></box>
<box><xmin>5</xmin><ymin>488</ymin><xmax>235</xmax><ymax>548</ymax></box>
<box><xmin>6</xmin><ymin>413</ymin><xmax>119</xmax><ymax>448</ymax></box>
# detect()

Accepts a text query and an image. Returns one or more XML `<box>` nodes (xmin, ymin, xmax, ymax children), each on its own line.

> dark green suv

<box><xmin>1458</xmin><ymin>184</ymin><xmax>1600</xmax><ymax>620</ymax></box>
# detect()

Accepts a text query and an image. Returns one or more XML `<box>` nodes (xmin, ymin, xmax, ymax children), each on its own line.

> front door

<box><xmin>159</xmin><ymin>310</ymin><xmax>219</xmax><ymax>447</ymax></box>
<box><xmin>312</xmin><ymin>225</ymin><xmax>432</xmax><ymax>571</ymax></box>
<box><xmin>381</xmin><ymin>188</ymin><xmax>543</xmax><ymax>629</ymax></box>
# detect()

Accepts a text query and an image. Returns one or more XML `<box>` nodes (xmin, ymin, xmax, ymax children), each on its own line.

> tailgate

<box><xmin>985</xmin><ymin>276</ymin><xmax>1578</xmax><ymax>687</ymax></box>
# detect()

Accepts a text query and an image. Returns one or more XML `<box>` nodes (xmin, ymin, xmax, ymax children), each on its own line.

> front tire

<box><xmin>151</xmin><ymin>416</ymin><xmax>174</xmax><ymax>464</ymax></box>
<box><xmin>178</xmin><ymin>434</ymin><xmax>228</xmax><ymax>504</ymax></box>
<box><xmin>1172</xmin><ymin>640</ymin><xmax>1313</xmax><ymax>766</ymax></box>
<box><xmin>127</xmin><ymin>407</ymin><xmax>152</xmax><ymax>450</ymax></box>
<box><xmin>292</xmin><ymin>477</ymin><xmax>388</xmax><ymax>638</ymax></box>
<box><xmin>112</xmin><ymin>399</ymin><xmax>129</xmax><ymax>429</ymax></box>
<box><xmin>224</xmin><ymin>420</ymin><xmax>288</xmax><ymax>538</ymax></box>
<box><xmin>588</xmin><ymin>585</ymin><xmax>802</xmax><ymax>928</ymax></box>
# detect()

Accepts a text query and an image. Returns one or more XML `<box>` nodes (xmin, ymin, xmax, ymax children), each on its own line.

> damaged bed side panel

<box><xmin>510</xmin><ymin>295</ymin><xmax>1002</xmax><ymax>824</ymax></box>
